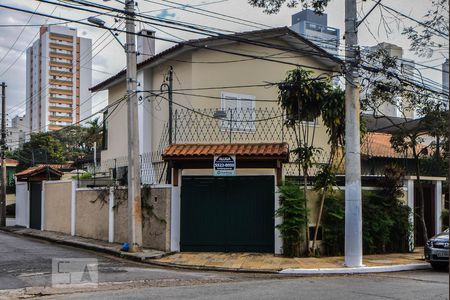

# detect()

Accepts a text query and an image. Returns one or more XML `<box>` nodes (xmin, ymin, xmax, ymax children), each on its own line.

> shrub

<box><xmin>276</xmin><ymin>181</ymin><xmax>308</xmax><ymax>257</ymax></box>
<box><xmin>322</xmin><ymin>190</ymin><xmax>411</xmax><ymax>255</ymax></box>
<box><xmin>442</xmin><ymin>209</ymin><xmax>449</xmax><ymax>231</ymax></box>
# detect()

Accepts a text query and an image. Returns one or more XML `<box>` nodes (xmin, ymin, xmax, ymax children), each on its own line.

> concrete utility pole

<box><xmin>125</xmin><ymin>0</ymin><xmax>143</xmax><ymax>252</ymax></box>
<box><xmin>0</xmin><ymin>82</ymin><xmax>5</xmax><ymax>227</ymax></box>
<box><xmin>344</xmin><ymin>0</ymin><xmax>363</xmax><ymax>267</ymax></box>
<box><xmin>166</xmin><ymin>66</ymin><xmax>174</xmax><ymax>184</ymax></box>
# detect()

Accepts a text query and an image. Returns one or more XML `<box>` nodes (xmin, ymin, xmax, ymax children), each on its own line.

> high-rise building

<box><xmin>442</xmin><ymin>59</ymin><xmax>449</xmax><ymax>94</ymax></box>
<box><xmin>26</xmin><ymin>25</ymin><xmax>92</xmax><ymax>132</ymax></box>
<box><xmin>365</xmin><ymin>42</ymin><xmax>416</xmax><ymax>119</ymax></box>
<box><xmin>290</xmin><ymin>9</ymin><xmax>340</xmax><ymax>55</ymax></box>
<box><xmin>5</xmin><ymin>115</ymin><xmax>26</xmax><ymax>151</ymax></box>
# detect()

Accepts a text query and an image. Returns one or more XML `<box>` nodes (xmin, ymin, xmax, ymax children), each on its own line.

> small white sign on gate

<box><xmin>213</xmin><ymin>154</ymin><xmax>236</xmax><ymax>176</ymax></box>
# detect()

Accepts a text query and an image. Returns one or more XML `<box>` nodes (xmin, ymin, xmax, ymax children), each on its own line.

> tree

<box><xmin>311</xmin><ymin>86</ymin><xmax>346</xmax><ymax>254</ymax></box>
<box><xmin>402</xmin><ymin>0</ymin><xmax>449</xmax><ymax>58</ymax></box>
<box><xmin>12</xmin><ymin>132</ymin><xmax>65</xmax><ymax>170</ymax></box>
<box><xmin>362</xmin><ymin>49</ymin><xmax>448</xmax><ymax>245</ymax></box>
<box><xmin>278</xmin><ymin>67</ymin><xmax>342</xmax><ymax>255</ymax></box>
<box><xmin>248</xmin><ymin>0</ymin><xmax>329</xmax><ymax>14</ymax></box>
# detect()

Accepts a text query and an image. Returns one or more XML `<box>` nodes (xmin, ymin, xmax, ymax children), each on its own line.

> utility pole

<box><xmin>125</xmin><ymin>0</ymin><xmax>142</xmax><ymax>252</ymax></box>
<box><xmin>0</xmin><ymin>83</ymin><xmax>6</xmax><ymax>227</ymax></box>
<box><xmin>168</xmin><ymin>66</ymin><xmax>173</xmax><ymax>145</ymax></box>
<box><xmin>344</xmin><ymin>0</ymin><xmax>363</xmax><ymax>267</ymax></box>
<box><xmin>166</xmin><ymin>66</ymin><xmax>173</xmax><ymax>184</ymax></box>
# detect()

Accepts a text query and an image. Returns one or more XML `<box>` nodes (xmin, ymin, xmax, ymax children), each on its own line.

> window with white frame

<box><xmin>220</xmin><ymin>92</ymin><xmax>256</xmax><ymax>132</ymax></box>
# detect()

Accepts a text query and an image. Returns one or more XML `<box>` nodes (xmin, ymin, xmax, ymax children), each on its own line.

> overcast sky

<box><xmin>0</xmin><ymin>0</ymin><xmax>447</xmax><ymax>119</ymax></box>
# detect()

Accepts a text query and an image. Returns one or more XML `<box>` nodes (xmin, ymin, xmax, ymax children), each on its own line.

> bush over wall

<box><xmin>321</xmin><ymin>191</ymin><xmax>411</xmax><ymax>256</ymax></box>
<box><xmin>276</xmin><ymin>181</ymin><xmax>308</xmax><ymax>257</ymax></box>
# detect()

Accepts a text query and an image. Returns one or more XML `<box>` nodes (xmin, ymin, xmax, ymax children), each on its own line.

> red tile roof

<box><xmin>361</xmin><ymin>133</ymin><xmax>427</xmax><ymax>158</ymax></box>
<box><xmin>163</xmin><ymin>143</ymin><xmax>289</xmax><ymax>159</ymax></box>
<box><xmin>15</xmin><ymin>165</ymin><xmax>63</xmax><ymax>178</ymax></box>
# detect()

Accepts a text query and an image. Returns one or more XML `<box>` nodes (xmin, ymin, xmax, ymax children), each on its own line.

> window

<box><xmin>220</xmin><ymin>92</ymin><xmax>256</xmax><ymax>132</ymax></box>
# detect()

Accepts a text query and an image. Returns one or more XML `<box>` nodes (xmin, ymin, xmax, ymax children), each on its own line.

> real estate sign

<box><xmin>213</xmin><ymin>154</ymin><xmax>236</xmax><ymax>176</ymax></box>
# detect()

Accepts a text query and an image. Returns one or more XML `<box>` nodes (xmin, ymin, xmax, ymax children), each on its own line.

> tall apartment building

<box><xmin>290</xmin><ymin>9</ymin><xmax>340</xmax><ymax>55</ymax></box>
<box><xmin>443</xmin><ymin>59</ymin><xmax>449</xmax><ymax>94</ymax></box>
<box><xmin>26</xmin><ymin>25</ymin><xmax>92</xmax><ymax>132</ymax></box>
<box><xmin>365</xmin><ymin>42</ymin><xmax>416</xmax><ymax>119</ymax></box>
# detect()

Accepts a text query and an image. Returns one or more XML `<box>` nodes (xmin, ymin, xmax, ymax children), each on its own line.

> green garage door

<box><xmin>180</xmin><ymin>176</ymin><xmax>274</xmax><ymax>252</ymax></box>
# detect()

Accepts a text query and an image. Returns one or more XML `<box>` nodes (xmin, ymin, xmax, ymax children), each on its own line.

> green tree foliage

<box><xmin>248</xmin><ymin>0</ymin><xmax>330</xmax><ymax>14</ymax></box>
<box><xmin>322</xmin><ymin>166</ymin><xmax>411</xmax><ymax>256</ymax></box>
<box><xmin>276</xmin><ymin>181</ymin><xmax>308</xmax><ymax>257</ymax></box>
<box><xmin>13</xmin><ymin>132</ymin><xmax>65</xmax><ymax>170</ymax></box>
<box><xmin>322</xmin><ymin>191</ymin><xmax>411</xmax><ymax>255</ymax></box>
<box><xmin>11</xmin><ymin>120</ymin><xmax>104</xmax><ymax>169</ymax></box>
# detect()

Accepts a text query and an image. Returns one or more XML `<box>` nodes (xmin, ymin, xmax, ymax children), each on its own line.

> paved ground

<box><xmin>155</xmin><ymin>249</ymin><xmax>425</xmax><ymax>271</ymax></box>
<box><xmin>0</xmin><ymin>231</ymin><xmax>245</xmax><ymax>296</ymax></box>
<box><xmin>4</xmin><ymin>226</ymin><xmax>427</xmax><ymax>272</ymax></box>
<box><xmin>46</xmin><ymin>270</ymin><xmax>449</xmax><ymax>300</ymax></box>
<box><xmin>0</xmin><ymin>231</ymin><xmax>448</xmax><ymax>300</ymax></box>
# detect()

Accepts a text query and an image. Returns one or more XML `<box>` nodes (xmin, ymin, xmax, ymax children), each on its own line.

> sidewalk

<box><xmin>1</xmin><ymin>226</ymin><xmax>430</xmax><ymax>275</ymax></box>
<box><xmin>1</xmin><ymin>226</ymin><xmax>167</xmax><ymax>261</ymax></box>
<box><xmin>152</xmin><ymin>250</ymin><xmax>429</xmax><ymax>274</ymax></box>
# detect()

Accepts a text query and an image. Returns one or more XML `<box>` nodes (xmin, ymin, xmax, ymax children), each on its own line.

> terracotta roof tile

<box><xmin>163</xmin><ymin>143</ymin><xmax>289</xmax><ymax>159</ymax></box>
<box><xmin>15</xmin><ymin>165</ymin><xmax>63</xmax><ymax>178</ymax></box>
<box><xmin>361</xmin><ymin>133</ymin><xmax>427</xmax><ymax>158</ymax></box>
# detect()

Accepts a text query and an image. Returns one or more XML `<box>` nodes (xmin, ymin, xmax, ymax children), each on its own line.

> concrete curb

<box><xmin>0</xmin><ymin>228</ymin><xmax>169</xmax><ymax>263</ymax></box>
<box><xmin>0</xmin><ymin>227</ymin><xmax>430</xmax><ymax>275</ymax></box>
<box><xmin>142</xmin><ymin>260</ymin><xmax>280</xmax><ymax>274</ymax></box>
<box><xmin>279</xmin><ymin>263</ymin><xmax>431</xmax><ymax>275</ymax></box>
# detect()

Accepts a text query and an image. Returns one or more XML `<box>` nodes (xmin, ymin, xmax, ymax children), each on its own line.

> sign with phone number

<box><xmin>213</xmin><ymin>154</ymin><xmax>236</xmax><ymax>176</ymax></box>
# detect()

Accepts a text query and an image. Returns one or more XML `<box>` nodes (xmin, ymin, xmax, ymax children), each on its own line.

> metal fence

<box><xmin>89</xmin><ymin>107</ymin><xmax>420</xmax><ymax>186</ymax></box>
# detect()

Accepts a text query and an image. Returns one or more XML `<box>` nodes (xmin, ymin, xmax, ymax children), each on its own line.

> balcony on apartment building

<box><xmin>49</xmin><ymin>50</ymin><xmax>73</xmax><ymax>60</ymax></box>
<box><xmin>49</xmin><ymin>78</ymin><xmax>73</xmax><ymax>85</ymax></box>
<box><xmin>49</xmin><ymin>42</ymin><xmax>73</xmax><ymax>51</ymax></box>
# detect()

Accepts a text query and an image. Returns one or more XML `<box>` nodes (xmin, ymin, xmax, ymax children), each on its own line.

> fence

<box><xmin>88</xmin><ymin>107</ymin><xmax>423</xmax><ymax>185</ymax></box>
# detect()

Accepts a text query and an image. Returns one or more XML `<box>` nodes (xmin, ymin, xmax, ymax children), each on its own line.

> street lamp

<box><xmin>87</xmin><ymin>17</ymin><xmax>125</xmax><ymax>50</ymax></box>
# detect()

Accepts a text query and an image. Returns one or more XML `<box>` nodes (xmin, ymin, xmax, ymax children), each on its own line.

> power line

<box><xmin>49</xmin><ymin>0</ymin><xmax>344</xmax><ymax>63</ymax></box>
<box><xmin>377</xmin><ymin>1</ymin><xmax>448</xmax><ymax>38</ymax></box>
<box><xmin>6</xmin><ymin>18</ymin><xmax>124</xmax><ymax>117</ymax></box>
<box><xmin>143</xmin><ymin>0</ymin><xmax>268</xmax><ymax>30</ymax></box>
<box><xmin>5</xmin><ymin>93</ymin><xmax>128</xmax><ymax>145</ymax></box>
<box><xmin>2</xmin><ymin>3</ymin><xmax>343</xmax><ymax>74</ymax></box>
<box><xmin>0</xmin><ymin>2</ymin><xmax>41</xmax><ymax>68</ymax></box>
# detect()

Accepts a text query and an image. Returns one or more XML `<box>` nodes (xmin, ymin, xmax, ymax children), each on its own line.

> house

<box><xmin>5</xmin><ymin>159</ymin><xmax>18</xmax><ymax>207</ymax></box>
<box><xmin>361</xmin><ymin>114</ymin><xmax>446</xmax><ymax>247</ymax></box>
<box><xmin>91</xmin><ymin>27</ymin><xmax>341</xmax><ymax>254</ymax></box>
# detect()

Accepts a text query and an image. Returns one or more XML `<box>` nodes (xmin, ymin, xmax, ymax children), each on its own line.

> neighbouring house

<box><xmin>5</xmin><ymin>159</ymin><xmax>18</xmax><ymax>207</ymax></box>
<box><xmin>361</xmin><ymin>114</ymin><xmax>446</xmax><ymax>247</ymax></box>
<box><xmin>15</xmin><ymin>165</ymin><xmax>63</xmax><ymax>229</ymax></box>
<box><xmin>90</xmin><ymin>26</ymin><xmax>341</xmax><ymax>254</ymax></box>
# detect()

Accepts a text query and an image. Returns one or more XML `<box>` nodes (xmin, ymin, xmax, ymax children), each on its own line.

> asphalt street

<box><xmin>0</xmin><ymin>231</ymin><xmax>448</xmax><ymax>300</ymax></box>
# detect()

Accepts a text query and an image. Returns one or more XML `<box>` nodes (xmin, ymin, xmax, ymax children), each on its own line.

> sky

<box><xmin>0</xmin><ymin>0</ymin><xmax>447</xmax><ymax>119</ymax></box>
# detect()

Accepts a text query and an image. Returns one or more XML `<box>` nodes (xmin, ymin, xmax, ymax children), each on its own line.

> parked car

<box><xmin>424</xmin><ymin>228</ymin><xmax>449</xmax><ymax>270</ymax></box>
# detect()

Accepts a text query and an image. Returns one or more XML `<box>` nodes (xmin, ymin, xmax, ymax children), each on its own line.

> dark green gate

<box><xmin>180</xmin><ymin>176</ymin><xmax>274</xmax><ymax>252</ymax></box>
<box><xmin>29</xmin><ymin>182</ymin><xmax>42</xmax><ymax>230</ymax></box>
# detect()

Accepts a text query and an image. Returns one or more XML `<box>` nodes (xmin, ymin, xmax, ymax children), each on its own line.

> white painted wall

<box><xmin>406</xmin><ymin>179</ymin><xmax>415</xmax><ymax>251</ymax></box>
<box><xmin>435</xmin><ymin>180</ymin><xmax>442</xmax><ymax>234</ymax></box>
<box><xmin>274</xmin><ymin>185</ymin><xmax>283</xmax><ymax>255</ymax></box>
<box><xmin>15</xmin><ymin>182</ymin><xmax>29</xmax><ymax>227</ymax></box>
<box><xmin>170</xmin><ymin>171</ymin><xmax>181</xmax><ymax>252</ymax></box>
